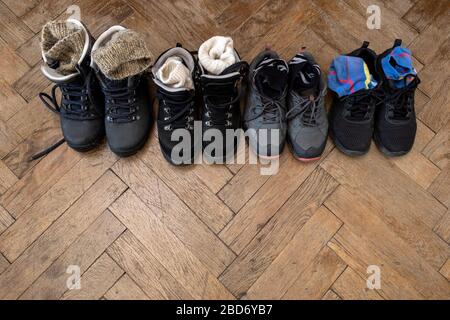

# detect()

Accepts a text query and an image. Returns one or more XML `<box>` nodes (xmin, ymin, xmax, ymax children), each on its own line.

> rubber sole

<box><xmin>286</xmin><ymin>137</ymin><xmax>325</xmax><ymax>163</ymax></box>
<box><xmin>67</xmin><ymin>135</ymin><xmax>105</xmax><ymax>153</ymax></box>
<box><xmin>329</xmin><ymin>128</ymin><xmax>369</xmax><ymax>157</ymax></box>
<box><xmin>373</xmin><ymin>132</ymin><xmax>410</xmax><ymax>157</ymax></box>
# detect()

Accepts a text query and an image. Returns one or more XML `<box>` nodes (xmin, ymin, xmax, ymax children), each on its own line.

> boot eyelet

<box><xmin>164</xmin><ymin>116</ymin><xmax>170</xmax><ymax>121</ymax></box>
<box><xmin>164</xmin><ymin>107</ymin><xmax>170</xmax><ymax>113</ymax></box>
<box><xmin>205</xmin><ymin>121</ymin><xmax>211</xmax><ymax>127</ymax></box>
<box><xmin>205</xmin><ymin>111</ymin><xmax>211</xmax><ymax>118</ymax></box>
<box><xmin>164</xmin><ymin>124</ymin><xmax>172</xmax><ymax>131</ymax></box>
<box><xmin>226</xmin><ymin>120</ymin><xmax>232</xmax><ymax>127</ymax></box>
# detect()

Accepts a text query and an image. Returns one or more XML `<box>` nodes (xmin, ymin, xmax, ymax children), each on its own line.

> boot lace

<box><xmin>104</xmin><ymin>84</ymin><xmax>139</xmax><ymax>124</ymax></box>
<box><xmin>286</xmin><ymin>89</ymin><xmax>326</xmax><ymax>127</ymax></box>
<box><xmin>157</xmin><ymin>91</ymin><xmax>195</xmax><ymax>131</ymax></box>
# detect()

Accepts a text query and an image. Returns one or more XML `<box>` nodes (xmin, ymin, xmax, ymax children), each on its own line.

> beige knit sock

<box><xmin>92</xmin><ymin>30</ymin><xmax>153</xmax><ymax>80</ymax></box>
<box><xmin>156</xmin><ymin>57</ymin><xmax>194</xmax><ymax>90</ymax></box>
<box><xmin>40</xmin><ymin>21</ymin><xmax>85</xmax><ymax>75</ymax></box>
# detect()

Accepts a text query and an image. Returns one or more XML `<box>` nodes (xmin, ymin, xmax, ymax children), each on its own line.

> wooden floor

<box><xmin>0</xmin><ymin>0</ymin><xmax>449</xmax><ymax>300</ymax></box>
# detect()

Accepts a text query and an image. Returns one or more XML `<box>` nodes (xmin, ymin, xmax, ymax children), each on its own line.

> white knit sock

<box><xmin>198</xmin><ymin>36</ymin><xmax>236</xmax><ymax>75</ymax></box>
<box><xmin>156</xmin><ymin>57</ymin><xmax>194</xmax><ymax>90</ymax></box>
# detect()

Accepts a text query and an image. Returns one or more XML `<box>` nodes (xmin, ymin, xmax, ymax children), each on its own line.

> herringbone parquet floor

<box><xmin>0</xmin><ymin>0</ymin><xmax>449</xmax><ymax>300</ymax></box>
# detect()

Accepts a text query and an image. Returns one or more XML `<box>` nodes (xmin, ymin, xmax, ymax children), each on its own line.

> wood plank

<box><xmin>109</xmin><ymin>190</ymin><xmax>234</xmax><ymax>300</ymax></box>
<box><xmin>428</xmin><ymin>167</ymin><xmax>450</xmax><ymax>208</ymax></box>
<box><xmin>0</xmin><ymin>39</ymin><xmax>29</xmax><ymax>86</ymax></box>
<box><xmin>386</xmin><ymin>120</ymin><xmax>440</xmax><ymax>189</ymax></box>
<box><xmin>433</xmin><ymin>210</ymin><xmax>450</xmax><ymax>244</ymax></box>
<box><xmin>410</xmin><ymin>9</ymin><xmax>450</xmax><ymax>64</ymax></box>
<box><xmin>0</xmin><ymin>1</ymin><xmax>34</xmax><ymax>48</ymax></box>
<box><xmin>21</xmin><ymin>0</ymin><xmax>73</xmax><ymax>33</ymax></box>
<box><xmin>325</xmin><ymin>185</ymin><xmax>449</xmax><ymax>272</ymax></box>
<box><xmin>417</xmin><ymin>44</ymin><xmax>450</xmax><ymax>99</ymax></box>
<box><xmin>440</xmin><ymin>259</ymin><xmax>450</xmax><ymax>281</ymax></box>
<box><xmin>403</xmin><ymin>0</ymin><xmax>450</xmax><ymax>32</ymax></box>
<box><xmin>217</xmin><ymin>153</ymin><xmax>286</xmax><ymax>214</ymax></box>
<box><xmin>2</xmin><ymin>116</ymin><xmax>62</xmax><ymax>178</ymax></box>
<box><xmin>0</xmin><ymin>79</ymin><xmax>27</xmax><ymax>122</ymax></box>
<box><xmin>104</xmin><ymin>274</ymin><xmax>149</xmax><ymax>300</ymax></box>
<box><xmin>0</xmin><ymin>147</ymin><xmax>116</xmax><ymax>262</ymax></box>
<box><xmin>0</xmin><ymin>143</ymin><xmax>82</xmax><ymax>218</ymax></box>
<box><xmin>216</xmin><ymin>0</ymin><xmax>268</xmax><ymax>32</ymax></box>
<box><xmin>320</xmin><ymin>148</ymin><xmax>446</xmax><ymax>229</ymax></box>
<box><xmin>219</xmin><ymin>168</ymin><xmax>339</xmax><ymax>298</ymax></box>
<box><xmin>0</xmin><ymin>119</ymin><xmax>22</xmax><ymax>159</ymax></box>
<box><xmin>139</xmin><ymin>137</ymin><xmax>233</xmax><ymax>234</ymax></box>
<box><xmin>61</xmin><ymin>253</ymin><xmax>124</xmax><ymax>300</ymax></box>
<box><xmin>6</xmin><ymin>87</ymin><xmax>56</xmax><ymax>139</ymax></box>
<box><xmin>0</xmin><ymin>159</ymin><xmax>18</xmax><ymax>195</ymax></box>
<box><xmin>332</xmin><ymin>267</ymin><xmax>384</xmax><ymax>300</ymax></box>
<box><xmin>0</xmin><ymin>205</ymin><xmax>14</xmax><ymax>235</ymax></box>
<box><xmin>418</xmin><ymin>77</ymin><xmax>450</xmax><ymax>133</ymax></box>
<box><xmin>112</xmin><ymin>157</ymin><xmax>235</xmax><ymax>277</ymax></box>
<box><xmin>2</xmin><ymin>0</ymin><xmax>40</xmax><ymax>17</ymax></box>
<box><xmin>423</xmin><ymin>120</ymin><xmax>450</xmax><ymax>169</ymax></box>
<box><xmin>0</xmin><ymin>171</ymin><xmax>126</xmax><ymax>299</ymax></box>
<box><xmin>13</xmin><ymin>63</ymin><xmax>51</xmax><ymax>103</ymax></box>
<box><xmin>107</xmin><ymin>231</ymin><xmax>194</xmax><ymax>300</ymax></box>
<box><xmin>244</xmin><ymin>207</ymin><xmax>342</xmax><ymax>299</ymax></box>
<box><xmin>0</xmin><ymin>253</ymin><xmax>9</xmax><ymax>275</ymax></box>
<box><xmin>328</xmin><ymin>227</ymin><xmax>425</xmax><ymax>299</ymax></box>
<box><xmin>380</xmin><ymin>0</ymin><xmax>414</xmax><ymax>17</ymax></box>
<box><xmin>322</xmin><ymin>290</ymin><xmax>342</xmax><ymax>300</ymax></box>
<box><xmin>20</xmin><ymin>210</ymin><xmax>125</xmax><ymax>300</ymax></box>
<box><xmin>192</xmin><ymin>163</ymin><xmax>233</xmax><ymax>194</ymax></box>
<box><xmin>220</xmin><ymin>145</ymin><xmax>332</xmax><ymax>254</ymax></box>
<box><xmin>343</xmin><ymin>0</ymin><xmax>418</xmax><ymax>45</ymax></box>
<box><xmin>282</xmin><ymin>243</ymin><xmax>347</xmax><ymax>300</ymax></box>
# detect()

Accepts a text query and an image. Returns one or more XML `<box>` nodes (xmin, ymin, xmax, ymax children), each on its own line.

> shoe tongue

<box><xmin>289</xmin><ymin>55</ymin><xmax>320</xmax><ymax>96</ymax></box>
<box><xmin>254</xmin><ymin>58</ymin><xmax>288</xmax><ymax>98</ymax></box>
<box><xmin>219</xmin><ymin>62</ymin><xmax>242</xmax><ymax>75</ymax></box>
<box><xmin>100</xmin><ymin>72</ymin><xmax>131</xmax><ymax>89</ymax></box>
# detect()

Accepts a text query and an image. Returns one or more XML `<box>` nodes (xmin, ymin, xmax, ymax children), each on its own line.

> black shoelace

<box><xmin>203</xmin><ymin>81</ymin><xmax>241</xmax><ymax>128</ymax></box>
<box><xmin>385</xmin><ymin>84</ymin><xmax>416</xmax><ymax>120</ymax></box>
<box><xmin>341</xmin><ymin>89</ymin><xmax>384</xmax><ymax>121</ymax></box>
<box><xmin>31</xmin><ymin>67</ymin><xmax>97</xmax><ymax>161</ymax></box>
<box><xmin>157</xmin><ymin>91</ymin><xmax>195</xmax><ymax>131</ymax></box>
<box><xmin>104</xmin><ymin>84</ymin><xmax>139</xmax><ymax>123</ymax></box>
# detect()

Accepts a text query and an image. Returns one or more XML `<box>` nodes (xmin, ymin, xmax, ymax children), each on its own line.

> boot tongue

<box><xmin>289</xmin><ymin>56</ymin><xmax>320</xmax><ymax>96</ymax></box>
<box><xmin>254</xmin><ymin>58</ymin><xmax>288</xmax><ymax>99</ymax></box>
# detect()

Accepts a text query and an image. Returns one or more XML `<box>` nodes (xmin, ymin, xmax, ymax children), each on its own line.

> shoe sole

<box><xmin>109</xmin><ymin>129</ymin><xmax>151</xmax><ymax>158</ymax></box>
<box><xmin>329</xmin><ymin>128</ymin><xmax>369</xmax><ymax>157</ymax></box>
<box><xmin>373</xmin><ymin>132</ymin><xmax>410</xmax><ymax>157</ymax></box>
<box><xmin>67</xmin><ymin>135</ymin><xmax>105</xmax><ymax>153</ymax></box>
<box><xmin>286</xmin><ymin>136</ymin><xmax>325</xmax><ymax>163</ymax></box>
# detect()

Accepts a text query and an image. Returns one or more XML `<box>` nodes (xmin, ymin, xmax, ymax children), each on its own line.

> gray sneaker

<box><xmin>244</xmin><ymin>50</ymin><xmax>288</xmax><ymax>158</ymax></box>
<box><xmin>286</xmin><ymin>52</ymin><xmax>328</xmax><ymax>162</ymax></box>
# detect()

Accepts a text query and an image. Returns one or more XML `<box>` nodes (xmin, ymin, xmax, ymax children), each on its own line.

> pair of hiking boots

<box><xmin>152</xmin><ymin>44</ymin><xmax>248</xmax><ymax>165</ymax></box>
<box><xmin>329</xmin><ymin>40</ymin><xmax>420</xmax><ymax>157</ymax></box>
<box><xmin>37</xmin><ymin>20</ymin><xmax>151</xmax><ymax>159</ymax></box>
<box><xmin>244</xmin><ymin>49</ymin><xmax>328</xmax><ymax>162</ymax></box>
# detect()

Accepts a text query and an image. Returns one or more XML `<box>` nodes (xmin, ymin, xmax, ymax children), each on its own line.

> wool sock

<box><xmin>40</xmin><ymin>21</ymin><xmax>85</xmax><ymax>75</ymax></box>
<box><xmin>156</xmin><ymin>56</ymin><xmax>194</xmax><ymax>90</ymax></box>
<box><xmin>92</xmin><ymin>30</ymin><xmax>152</xmax><ymax>80</ymax></box>
<box><xmin>198</xmin><ymin>36</ymin><xmax>236</xmax><ymax>75</ymax></box>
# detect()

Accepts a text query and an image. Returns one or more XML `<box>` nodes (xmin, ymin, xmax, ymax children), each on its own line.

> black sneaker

<box><xmin>374</xmin><ymin>39</ymin><xmax>420</xmax><ymax>156</ymax></box>
<box><xmin>37</xmin><ymin>19</ymin><xmax>104</xmax><ymax>159</ymax></box>
<box><xmin>329</xmin><ymin>41</ymin><xmax>382</xmax><ymax>156</ymax></box>
<box><xmin>199</xmin><ymin>53</ymin><xmax>248</xmax><ymax>162</ymax></box>
<box><xmin>152</xmin><ymin>44</ymin><xmax>199</xmax><ymax>165</ymax></box>
<box><xmin>91</xmin><ymin>26</ymin><xmax>152</xmax><ymax>157</ymax></box>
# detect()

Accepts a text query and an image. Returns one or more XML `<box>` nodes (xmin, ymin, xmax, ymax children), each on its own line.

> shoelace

<box><xmin>385</xmin><ymin>85</ymin><xmax>416</xmax><ymax>120</ymax></box>
<box><xmin>204</xmin><ymin>81</ymin><xmax>241</xmax><ymax>128</ymax></box>
<box><xmin>104</xmin><ymin>84</ymin><xmax>139</xmax><ymax>123</ymax></box>
<box><xmin>286</xmin><ymin>89</ymin><xmax>326</xmax><ymax>127</ymax></box>
<box><xmin>157</xmin><ymin>91</ymin><xmax>195</xmax><ymax>130</ymax></box>
<box><xmin>246</xmin><ymin>89</ymin><xmax>287</xmax><ymax>128</ymax></box>
<box><xmin>31</xmin><ymin>67</ymin><xmax>97</xmax><ymax>161</ymax></box>
<box><xmin>341</xmin><ymin>89</ymin><xmax>384</xmax><ymax>121</ymax></box>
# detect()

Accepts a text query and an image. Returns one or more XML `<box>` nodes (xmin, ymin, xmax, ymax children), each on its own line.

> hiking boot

<box><xmin>328</xmin><ymin>41</ymin><xmax>382</xmax><ymax>156</ymax></box>
<box><xmin>38</xmin><ymin>19</ymin><xmax>104</xmax><ymax>156</ymax></box>
<box><xmin>199</xmin><ymin>50</ymin><xmax>248</xmax><ymax>162</ymax></box>
<box><xmin>286</xmin><ymin>52</ymin><xmax>328</xmax><ymax>162</ymax></box>
<box><xmin>152</xmin><ymin>44</ymin><xmax>199</xmax><ymax>165</ymax></box>
<box><xmin>91</xmin><ymin>26</ymin><xmax>152</xmax><ymax>157</ymax></box>
<box><xmin>374</xmin><ymin>39</ymin><xmax>420</xmax><ymax>156</ymax></box>
<box><xmin>244</xmin><ymin>49</ymin><xmax>288</xmax><ymax>158</ymax></box>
